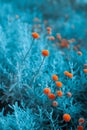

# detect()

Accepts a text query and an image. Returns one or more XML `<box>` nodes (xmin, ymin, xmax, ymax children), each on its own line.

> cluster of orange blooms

<box><xmin>32</xmin><ymin>31</ymin><xmax>85</xmax><ymax>127</ymax></box>
<box><xmin>43</xmin><ymin>73</ymin><xmax>73</xmax><ymax>122</ymax></box>
<box><xmin>77</xmin><ymin>117</ymin><xmax>85</xmax><ymax>130</ymax></box>
<box><xmin>46</xmin><ymin>27</ymin><xmax>71</xmax><ymax>48</ymax></box>
<box><xmin>43</xmin><ymin>73</ymin><xmax>72</xmax><ymax>100</ymax></box>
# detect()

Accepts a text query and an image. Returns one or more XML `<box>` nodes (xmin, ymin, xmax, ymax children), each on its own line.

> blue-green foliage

<box><xmin>0</xmin><ymin>0</ymin><xmax>87</xmax><ymax>130</ymax></box>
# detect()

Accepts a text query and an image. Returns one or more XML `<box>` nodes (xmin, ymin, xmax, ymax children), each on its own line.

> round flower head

<box><xmin>56</xmin><ymin>81</ymin><xmax>62</xmax><ymax>88</ymax></box>
<box><xmin>77</xmin><ymin>126</ymin><xmax>84</xmax><ymax>130</ymax></box>
<box><xmin>83</xmin><ymin>69</ymin><xmax>87</xmax><ymax>73</ymax></box>
<box><xmin>48</xmin><ymin>93</ymin><xmax>56</xmax><ymax>100</ymax></box>
<box><xmin>63</xmin><ymin>114</ymin><xmax>71</xmax><ymax>122</ymax></box>
<box><xmin>56</xmin><ymin>33</ymin><xmax>62</xmax><ymax>40</ymax></box>
<box><xmin>77</xmin><ymin>51</ymin><xmax>82</xmax><ymax>55</ymax></box>
<box><xmin>78</xmin><ymin>118</ymin><xmax>85</xmax><ymax>124</ymax></box>
<box><xmin>48</xmin><ymin>36</ymin><xmax>55</xmax><ymax>41</ymax></box>
<box><xmin>60</xmin><ymin>39</ymin><xmax>69</xmax><ymax>48</ymax></box>
<box><xmin>46</xmin><ymin>27</ymin><xmax>52</xmax><ymax>32</ymax></box>
<box><xmin>43</xmin><ymin>88</ymin><xmax>51</xmax><ymax>95</ymax></box>
<box><xmin>52</xmin><ymin>101</ymin><xmax>58</xmax><ymax>107</ymax></box>
<box><xmin>52</xmin><ymin>75</ymin><xmax>58</xmax><ymax>81</ymax></box>
<box><xmin>57</xmin><ymin>91</ymin><xmax>63</xmax><ymax>97</ymax></box>
<box><xmin>32</xmin><ymin>32</ymin><xmax>40</xmax><ymax>39</ymax></box>
<box><xmin>42</xmin><ymin>50</ymin><xmax>49</xmax><ymax>56</ymax></box>
<box><xmin>64</xmin><ymin>71</ymin><xmax>73</xmax><ymax>78</ymax></box>
<box><xmin>67</xmin><ymin>92</ymin><xmax>72</xmax><ymax>97</ymax></box>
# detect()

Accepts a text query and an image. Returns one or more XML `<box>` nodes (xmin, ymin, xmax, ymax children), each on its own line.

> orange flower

<box><xmin>48</xmin><ymin>36</ymin><xmax>55</xmax><ymax>41</ymax></box>
<box><xmin>42</xmin><ymin>50</ymin><xmax>49</xmax><ymax>56</ymax></box>
<box><xmin>46</xmin><ymin>27</ymin><xmax>52</xmax><ymax>32</ymax></box>
<box><xmin>52</xmin><ymin>101</ymin><xmax>58</xmax><ymax>107</ymax></box>
<box><xmin>56</xmin><ymin>81</ymin><xmax>62</xmax><ymax>88</ymax></box>
<box><xmin>67</xmin><ymin>92</ymin><xmax>72</xmax><ymax>97</ymax></box>
<box><xmin>52</xmin><ymin>75</ymin><xmax>58</xmax><ymax>81</ymax></box>
<box><xmin>60</xmin><ymin>39</ymin><xmax>69</xmax><ymax>48</ymax></box>
<box><xmin>48</xmin><ymin>93</ymin><xmax>56</xmax><ymax>100</ymax></box>
<box><xmin>83</xmin><ymin>69</ymin><xmax>87</xmax><ymax>73</ymax></box>
<box><xmin>43</xmin><ymin>88</ymin><xmax>51</xmax><ymax>95</ymax></box>
<box><xmin>77</xmin><ymin>126</ymin><xmax>84</xmax><ymax>130</ymax></box>
<box><xmin>77</xmin><ymin>51</ymin><xmax>82</xmax><ymax>55</ymax></box>
<box><xmin>63</xmin><ymin>114</ymin><xmax>71</xmax><ymax>122</ymax></box>
<box><xmin>57</xmin><ymin>91</ymin><xmax>63</xmax><ymax>97</ymax></box>
<box><xmin>32</xmin><ymin>32</ymin><xmax>40</xmax><ymax>39</ymax></box>
<box><xmin>56</xmin><ymin>34</ymin><xmax>62</xmax><ymax>40</ymax></box>
<box><xmin>64</xmin><ymin>71</ymin><xmax>73</xmax><ymax>78</ymax></box>
<box><xmin>78</xmin><ymin>118</ymin><xmax>85</xmax><ymax>124</ymax></box>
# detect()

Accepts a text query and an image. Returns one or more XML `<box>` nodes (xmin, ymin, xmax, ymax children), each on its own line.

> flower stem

<box><xmin>23</xmin><ymin>39</ymin><xmax>34</xmax><ymax>62</ymax></box>
<box><xmin>30</xmin><ymin>57</ymin><xmax>45</xmax><ymax>86</ymax></box>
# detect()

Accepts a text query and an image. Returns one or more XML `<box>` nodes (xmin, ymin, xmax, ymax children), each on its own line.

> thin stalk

<box><xmin>30</xmin><ymin>57</ymin><xmax>45</xmax><ymax>86</ymax></box>
<box><xmin>22</xmin><ymin>39</ymin><xmax>34</xmax><ymax>62</ymax></box>
<box><xmin>16</xmin><ymin>39</ymin><xmax>34</xmax><ymax>87</ymax></box>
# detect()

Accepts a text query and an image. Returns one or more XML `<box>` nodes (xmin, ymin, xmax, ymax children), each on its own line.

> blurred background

<box><xmin>0</xmin><ymin>0</ymin><xmax>87</xmax><ymax>48</ymax></box>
